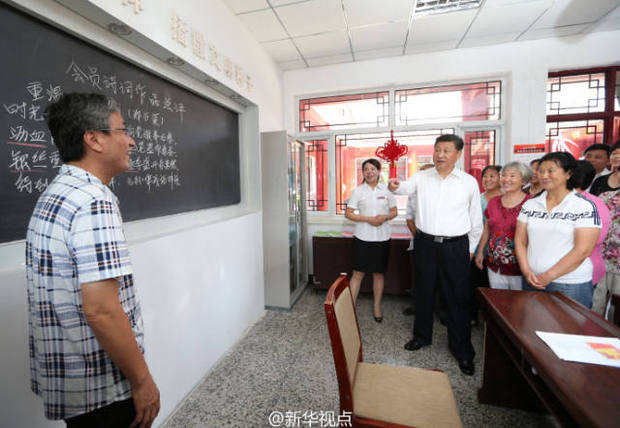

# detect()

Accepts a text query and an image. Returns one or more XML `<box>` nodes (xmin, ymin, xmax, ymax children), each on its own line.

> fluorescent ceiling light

<box><xmin>415</xmin><ymin>0</ymin><xmax>483</xmax><ymax>16</ymax></box>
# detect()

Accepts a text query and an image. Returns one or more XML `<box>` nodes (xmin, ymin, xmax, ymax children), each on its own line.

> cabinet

<box><xmin>261</xmin><ymin>131</ymin><xmax>308</xmax><ymax>309</ymax></box>
<box><xmin>312</xmin><ymin>235</ymin><xmax>411</xmax><ymax>295</ymax></box>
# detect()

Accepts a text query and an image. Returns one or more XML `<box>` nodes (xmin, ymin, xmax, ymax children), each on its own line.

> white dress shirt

<box><xmin>406</xmin><ymin>194</ymin><xmax>416</xmax><ymax>251</ymax></box>
<box><xmin>347</xmin><ymin>182</ymin><xmax>397</xmax><ymax>242</ymax></box>
<box><xmin>395</xmin><ymin>167</ymin><xmax>483</xmax><ymax>254</ymax></box>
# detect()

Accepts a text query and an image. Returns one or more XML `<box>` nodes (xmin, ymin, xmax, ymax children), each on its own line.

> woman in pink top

<box><xmin>574</xmin><ymin>160</ymin><xmax>611</xmax><ymax>286</ymax></box>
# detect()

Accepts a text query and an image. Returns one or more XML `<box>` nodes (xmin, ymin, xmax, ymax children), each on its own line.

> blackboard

<box><xmin>1</xmin><ymin>3</ymin><xmax>240</xmax><ymax>243</ymax></box>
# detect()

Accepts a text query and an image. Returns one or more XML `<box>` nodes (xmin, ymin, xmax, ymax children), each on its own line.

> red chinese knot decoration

<box><xmin>375</xmin><ymin>130</ymin><xmax>408</xmax><ymax>178</ymax></box>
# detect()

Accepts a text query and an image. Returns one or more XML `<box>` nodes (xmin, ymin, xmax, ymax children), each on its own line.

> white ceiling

<box><xmin>223</xmin><ymin>0</ymin><xmax>620</xmax><ymax>70</ymax></box>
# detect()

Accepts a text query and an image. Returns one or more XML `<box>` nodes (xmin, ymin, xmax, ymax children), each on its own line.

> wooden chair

<box><xmin>324</xmin><ymin>274</ymin><xmax>462</xmax><ymax>428</ymax></box>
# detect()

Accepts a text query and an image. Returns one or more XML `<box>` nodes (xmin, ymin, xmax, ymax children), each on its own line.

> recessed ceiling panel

<box><xmin>406</xmin><ymin>40</ymin><xmax>458</xmax><ymax>54</ymax></box>
<box><xmin>271</xmin><ymin>0</ymin><xmax>306</xmax><ymax>6</ymax></box>
<box><xmin>584</xmin><ymin>3</ymin><xmax>620</xmax><ymax>32</ymax></box>
<box><xmin>459</xmin><ymin>32</ymin><xmax>521</xmax><ymax>48</ymax></box>
<box><xmin>306</xmin><ymin>52</ymin><xmax>354</xmax><ymax>67</ymax></box>
<box><xmin>344</xmin><ymin>0</ymin><xmax>411</xmax><ymax>27</ymax></box>
<box><xmin>467</xmin><ymin>1</ymin><xmax>553</xmax><ymax>37</ymax></box>
<box><xmin>294</xmin><ymin>30</ymin><xmax>351</xmax><ymax>58</ymax></box>
<box><xmin>351</xmin><ymin>22</ymin><xmax>409</xmax><ymax>51</ymax></box>
<box><xmin>408</xmin><ymin>9</ymin><xmax>477</xmax><ymax>44</ymax></box>
<box><xmin>587</xmin><ymin>16</ymin><xmax>620</xmax><ymax>32</ymax></box>
<box><xmin>521</xmin><ymin>23</ymin><xmax>591</xmax><ymax>40</ymax></box>
<box><xmin>261</xmin><ymin>39</ymin><xmax>301</xmax><ymax>62</ymax></box>
<box><xmin>276</xmin><ymin>0</ymin><xmax>346</xmax><ymax>37</ymax></box>
<box><xmin>603</xmin><ymin>4</ymin><xmax>620</xmax><ymax>19</ymax></box>
<box><xmin>533</xmin><ymin>0</ymin><xmax>620</xmax><ymax>28</ymax></box>
<box><xmin>226</xmin><ymin>0</ymin><xmax>620</xmax><ymax>71</ymax></box>
<box><xmin>278</xmin><ymin>58</ymin><xmax>308</xmax><ymax>70</ymax></box>
<box><xmin>237</xmin><ymin>9</ymin><xmax>289</xmax><ymax>42</ymax></box>
<box><xmin>355</xmin><ymin>46</ymin><xmax>404</xmax><ymax>61</ymax></box>
<box><xmin>223</xmin><ymin>0</ymin><xmax>269</xmax><ymax>14</ymax></box>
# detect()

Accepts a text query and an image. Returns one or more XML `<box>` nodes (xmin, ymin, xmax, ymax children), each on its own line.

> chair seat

<box><xmin>352</xmin><ymin>362</ymin><xmax>462</xmax><ymax>428</ymax></box>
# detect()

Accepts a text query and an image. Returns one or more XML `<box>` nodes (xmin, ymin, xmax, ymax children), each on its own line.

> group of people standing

<box><xmin>345</xmin><ymin>134</ymin><xmax>620</xmax><ymax>377</ymax></box>
<box><xmin>474</xmin><ymin>143</ymin><xmax>619</xmax><ymax>315</ymax></box>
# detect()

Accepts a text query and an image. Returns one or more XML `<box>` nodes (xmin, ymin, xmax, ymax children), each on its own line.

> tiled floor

<box><xmin>162</xmin><ymin>287</ymin><xmax>559</xmax><ymax>428</ymax></box>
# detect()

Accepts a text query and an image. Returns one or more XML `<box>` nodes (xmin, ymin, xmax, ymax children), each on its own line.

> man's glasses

<box><xmin>93</xmin><ymin>128</ymin><xmax>130</xmax><ymax>136</ymax></box>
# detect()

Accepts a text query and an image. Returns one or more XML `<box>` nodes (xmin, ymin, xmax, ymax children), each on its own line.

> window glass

<box><xmin>464</xmin><ymin>130</ymin><xmax>496</xmax><ymax>189</ymax></box>
<box><xmin>395</xmin><ymin>81</ymin><xmax>501</xmax><ymax>125</ymax></box>
<box><xmin>299</xmin><ymin>92</ymin><xmax>389</xmax><ymax>132</ymax></box>
<box><xmin>335</xmin><ymin>129</ymin><xmax>454</xmax><ymax>214</ymax></box>
<box><xmin>304</xmin><ymin>140</ymin><xmax>328</xmax><ymax>211</ymax></box>
<box><xmin>547</xmin><ymin>73</ymin><xmax>606</xmax><ymax>115</ymax></box>
<box><xmin>545</xmin><ymin>120</ymin><xmax>605</xmax><ymax>159</ymax></box>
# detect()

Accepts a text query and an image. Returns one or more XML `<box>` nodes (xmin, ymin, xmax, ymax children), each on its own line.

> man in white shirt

<box><xmin>388</xmin><ymin>135</ymin><xmax>483</xmax><ymax>375</ymax></box>
<box><xmin>403</xmin><ymin>163</ymin><xmax>434</xmax><ymax>316</ymax></box>
<box><xmin>584</xmin><ymin>144</ymin><xmax>611</xmax><ymax>191</ymax></box>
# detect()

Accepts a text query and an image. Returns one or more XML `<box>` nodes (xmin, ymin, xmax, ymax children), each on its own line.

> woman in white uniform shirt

<box><xmin>515</xmin><ymin>152</ymin><xmax>601</xmax><ymax>308</ymax></box>
<box><xmin>345</xmin><ymin>159</ymin><xmax>398</xmax><ymax>322</ymax></box>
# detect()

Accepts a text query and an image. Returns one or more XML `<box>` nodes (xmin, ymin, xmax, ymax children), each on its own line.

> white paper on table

<box><xmin>535</xmin><ymin>331</ymin><xmax>620</xmax><ymax>368</ymax></box>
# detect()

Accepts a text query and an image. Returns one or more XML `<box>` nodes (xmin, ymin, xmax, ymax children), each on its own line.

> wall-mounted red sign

<box><xmin>514</xmin><ymin>143</ymin><xmax>546</xmax><ymax>154</ymax></box>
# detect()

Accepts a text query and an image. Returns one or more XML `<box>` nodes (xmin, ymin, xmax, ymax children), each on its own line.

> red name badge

<box><xmin>377</xmin><ymin>196</ymin><xmax>385</xmax><ymax>200</ymax></box>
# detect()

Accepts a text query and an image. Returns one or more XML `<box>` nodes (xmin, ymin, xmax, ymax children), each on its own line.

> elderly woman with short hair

<box><xmin>476</xmin><ymin>162</ymin><xmax>532</xmax><ymax>290</ymax></box>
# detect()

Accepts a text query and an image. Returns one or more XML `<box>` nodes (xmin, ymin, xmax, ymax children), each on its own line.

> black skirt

<box><xmin>352</xmin><ymin>236</ymin><xmax>391</xmax><ymax>273</ymax></box>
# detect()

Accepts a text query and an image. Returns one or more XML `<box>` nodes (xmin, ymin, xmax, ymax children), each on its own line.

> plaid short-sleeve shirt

<box><xmin>25</xmin><ymin>164</ymin><xmax>144</xmax><ymax>420</ymax></box>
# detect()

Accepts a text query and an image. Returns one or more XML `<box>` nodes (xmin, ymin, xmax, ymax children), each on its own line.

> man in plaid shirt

<box><xmin>26</xmin><ymin>93</ymin><xmax>159</xmax><ymax>428</ymax></box>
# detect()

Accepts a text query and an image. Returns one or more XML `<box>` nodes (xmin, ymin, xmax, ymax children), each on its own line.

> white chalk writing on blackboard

<box><xmin>47</xmin><ymin>85</ymin><xmax>63</xmax><ymax>102</ymax></box>
<box><xmin>28</xmin><ymin>104</ymin><xmax>44</xmax><ymax>121</ymax></box>
<box><xmin>4</xmin><ymin>59</ymin><xmax>187</xmax><ymax>196</ymax></box>
<box><xmin>9</xmin><ymin>150</ymin><xmax>30</xmax><ymax>171</ymax></box>
<box><xmin>26</xmin><ymin>81</ymin><xmax>45</xmax><ymax>101</ymax></box>
<box><xmin>59</xmin><ymin>59</ymin><xmax>184</xmax><ymax>189</ymax></box>
<box><xmin>15</xmin><ymin>173</ymin><xmax>32</xmax><ymax>193</ymax></box>
<box><xmin>4</xmin><ymin>102</ymin><xmax>27</xmax><ymax>119</ymax></box>
<box><xmin>9</xmin><ymin>126</ymin><xmax>47</xmax><ymax>143</ymax></box>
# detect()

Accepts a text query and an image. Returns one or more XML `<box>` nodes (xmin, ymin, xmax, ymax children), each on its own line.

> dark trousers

<box><xmin>65</xmin><ymin>398</ymin><xmax>135</xmax><ymax>428</ymax></box>
<box><xmin>408</xmin><ymin>249</ymin><xmax>416</xmax><ymax>308</ymax></box>
<box><xmin>470</xmin><ymin>258</ymin><xmax>489</xmax><ymax>321</ymax></box>
<box><xmin>413</xmin><ymin>234</ymin><xmax>475</xmax><ymax>361</ymax></box>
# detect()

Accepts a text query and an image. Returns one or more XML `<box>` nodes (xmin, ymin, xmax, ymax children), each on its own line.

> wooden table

<box><xmin>477</xmin><ymin>288</ymin><xmax>620</xmax><ymax>428</ymax></box>
<box><xmin>312</xmin><ymin>235</ymin><xmax>411</xmax><ymax>295</ymax></box>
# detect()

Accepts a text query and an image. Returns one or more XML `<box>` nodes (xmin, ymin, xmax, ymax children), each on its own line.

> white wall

<box><xmin>0</xmin><ymin>0</ymin><xmax>282</xmax><ymax>427</ymax></box>
<box><xmin>283</xmin><ymin>29</ymin><xmax>620</xmax><ymax>160</ymax></box>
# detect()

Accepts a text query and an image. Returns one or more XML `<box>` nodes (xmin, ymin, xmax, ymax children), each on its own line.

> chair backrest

<box><xmin>324</xmin><ymin>273</ymin><xmax>363</xmax><ymax>413</ymax></box>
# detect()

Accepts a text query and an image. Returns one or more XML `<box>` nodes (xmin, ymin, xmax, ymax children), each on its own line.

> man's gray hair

<box><xmin>45</xmin><ymin>93</ymin><xmax>120</xmax><ymax>162</ymax></box>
